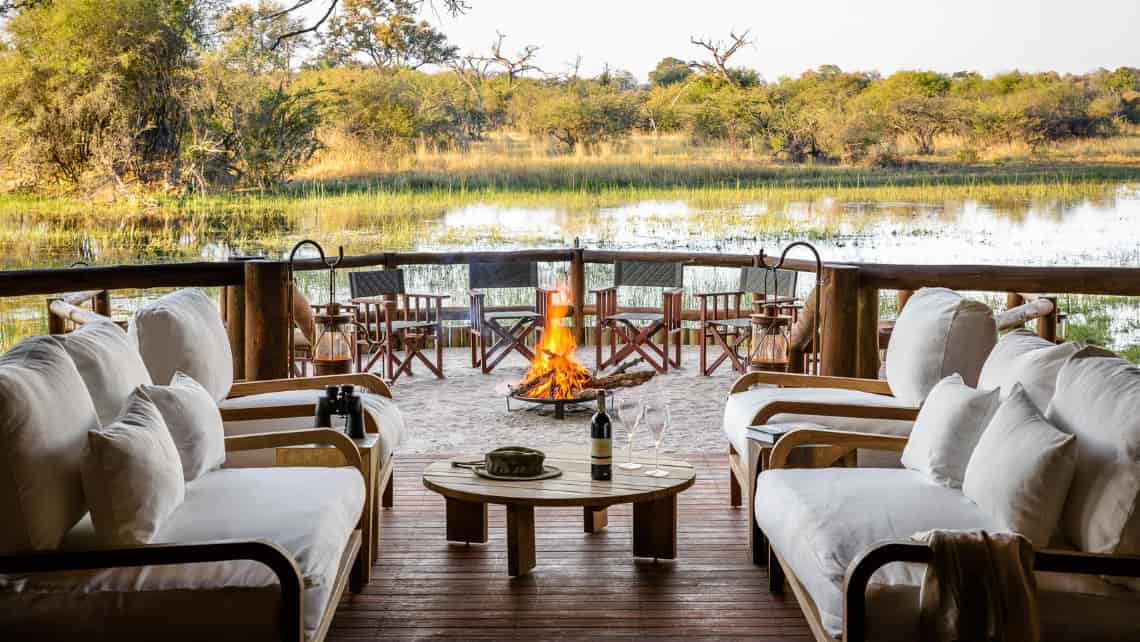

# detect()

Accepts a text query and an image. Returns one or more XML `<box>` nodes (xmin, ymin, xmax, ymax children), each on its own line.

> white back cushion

<box><xmin>978</xmin><ymin>329</ymin><xmax>1080</xmax><ymax>411</ymax></box>
<box><xmin>129</xmin><ymin>289</ymin><xmax>233</xmax><ymax>402</ymax></box>
<box><xmin>1046</xmin><ymin>347</ymin><xmax>1140</xmax><ymax>556</ymax></box>
<box><xmin>141</xmin><ymin>372</ymin><xmax>226</xmax><ymax>482</ymax></box>
<box><xmin>54</xmin><ymin>320</ymin><xmax>152</xmax><ymax>426</ymax></box>
<box><xmin>901</xmin><ymin>374</ymin><xmax>1001</xmax><ymax>488</ymax></box>
<box><xmin>885</xmin><ymin>287</ymin><xmax>996</xmax><ymax>406</ymax></box>
<box><xmin>81</xmin><ymin>389</ymin><xmax>185</xmax><ymax>545</ymax></box>
<box><xmin>964</xmin><ymin>385</ymin><xmax>1077</xmax><ymax>547</ymax></box>
<box><xmin>0</xmin><ymin>337</ymin><xmax>100</xmax><ymax>551</ymax></box>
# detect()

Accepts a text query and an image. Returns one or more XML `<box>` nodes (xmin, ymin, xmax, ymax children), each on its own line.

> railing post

<box><xmin>93</xmin><ymin>290</ymin><xmax>111</xmax><ymax>318</ymax></box>
<box><xmin>897</xmin><ymin>289</ymin><xmax>913</xmax><ymax>312</ymax></box>
<box><xmin>1006</xmin><ymin>292</ymin><xmax>1025</xmax><ymax>310</ymax></box>
<box><xmin>820</xmin><ymin>265</ymin><xmax>859</xmax><ymax>378</ymax></box>
<box><xmin>244</xmin><ymin>260</ymin><xmax>291</xmax><ymax>381</ymax></box>
<box><xmin>226</xmin><ymin>257</ymin><xmax>259</xmax><ymax>380</ymax></box>
<box><xmin>856</xmin><ymin>285</ymin><xmax>880</xmax><ymax>379</ymax></box>
<box><xmin>46</xmin><ymin>297</ymin><xmax>66</xmax><ymax>335</ymax></box>
<box><xmin>1037</xmin><ymin>295</ymin><xmax>1059</xmax><ymax>342</ymax></box>
<box><xmin>570</xmin><ymin>245</ymin><xmax>586</xmax><ymax>343</ymax></box>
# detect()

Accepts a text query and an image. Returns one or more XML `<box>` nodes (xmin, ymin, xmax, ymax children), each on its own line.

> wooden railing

<box><xmin>4</xmin><ymin>246</ymin><xmax>1138</xmax><ymax>382</ymax></box>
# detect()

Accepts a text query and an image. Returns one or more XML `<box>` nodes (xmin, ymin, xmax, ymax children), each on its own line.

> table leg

<box><xmin>633</xmin><ymin>495</ymin><xmax>677</xmax><ymax>560</ymax></box>
<box><xmin>445</xmin><ymin>497</ymin><xmax>488</xmax><ymax>544</ymax></box>
<box><xmin>506</xmin><ymin>504</ymin><xmax>536</xmax><ymax>576</ymax></box>
<box><xmin>583</xmin><ymin>506</ymin><xmax>608</xmax><ymax>533</ymax></box>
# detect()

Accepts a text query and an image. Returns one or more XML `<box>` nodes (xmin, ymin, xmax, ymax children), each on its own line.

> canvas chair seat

<box><xmin>367</xmin><ymin>319</ymin><xmax>438</xmax><ymax>332</ymax></box>
<box><xmin>484</xmin><ymin>310</ymin><xmax>542</xmax><ymax>320</ymax></box>
<box><xmin>707</xmin><ymin>317</ymin><xmax>753</xmax><ymax>328</ymax></box>
<box><xmin>607</xmin><ymin>311</ymin><xmax>665</xmax><ymax>322</ymax></box>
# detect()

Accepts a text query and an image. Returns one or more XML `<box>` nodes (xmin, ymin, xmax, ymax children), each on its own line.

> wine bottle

<box><xmin>591</xmin><ymin>391</ymin><xmax>613</xmax><ymax>481</ymax></box>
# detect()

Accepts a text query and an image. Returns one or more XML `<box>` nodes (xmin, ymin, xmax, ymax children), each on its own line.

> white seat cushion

<box><xmin>884</xmin><ymin>287</ymin><xmax>996</xmax><ymax>406</ymax></box>
<box><xmin>723</xmin><ymin>386</ymin><xmax>915</xmax><ymax>466</ymax></box>
<box><xmin>54</xmin><ymin>320</ymin><xmax>153</xmax><ymax>426</ymax></box>
<box><xmin>1</xmin><ymin>466</ymin><xmax>364</xmax><ymax>640</ymax></box>
<box><xmin>219</xmin><ymin>389</ymin><xmax>405</xmax><ymax>466</ymax></box>
<box><xmin>0</xmin><ymin>336</ymin><xmax>100</xmax><ymax>551</ymax></box>
<box><xmin>978</xmin><ymin>329</ymin><xmax>1080</xmax><ymax>411</ymax></box>
<box><xmin>129</xmin><ymin>288</ymin><xmax>233</xmax><ymax>403</ymax></box>
<box><xmin>755</xmin><ymin>467</ymin><xmax>997</xmax><ymax>637</ymax></box>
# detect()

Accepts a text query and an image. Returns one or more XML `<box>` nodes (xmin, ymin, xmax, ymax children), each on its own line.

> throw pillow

<box><xmin>129</xmin><ymin>288</ymin><xmax>233</xmax><ymax>403</ymax></box>
<box><xmin>977</xmin><ymin>329</ymin><xmax>1080</xmax><ymax>412</ymax></box>
<box><xmin>963</xmin><ymin>385</ymin><xmax>1077</xmax><ymax>547</ymax></box>
<box><xmin>902</xmin><ymin>374</ymin><xmax>1001</xmax><ymax>488</ymax></box>
<box><xmin>140</xmin><ymin>371</ymin><xmax>226</xmax><ymax>481</ymax></box>
<box><xmin>81</xmin><ymin>389</ymin><xmax>185</xmax><ymax>545</ymax></box>
<box><xmin>54</xmin><ymin>319</ymin><xmax>153</xmax><ymax>426</ymax></box>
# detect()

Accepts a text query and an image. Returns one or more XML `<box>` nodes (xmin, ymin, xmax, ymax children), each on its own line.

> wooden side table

<box><xmin>276</xmin><ymin>433</ymin><xmax>382</xmax><ymax>583</ymax></box>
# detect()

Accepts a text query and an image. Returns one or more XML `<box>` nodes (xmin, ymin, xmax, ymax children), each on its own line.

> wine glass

<box><xmin>613</xmin><ymin>395</ymin><xmax>644</xmax><ymax>470</ymax></box>
<box><xmin>643</xmin><ymin>399</ymin><xmax>671</xmax><ymax>478</ymax></box>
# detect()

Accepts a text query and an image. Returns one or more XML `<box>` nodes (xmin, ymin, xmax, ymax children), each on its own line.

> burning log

<box><xmin>587</xmin><ymin>370</ymin><xmax>656</xmax><ymax>390</ymax></box>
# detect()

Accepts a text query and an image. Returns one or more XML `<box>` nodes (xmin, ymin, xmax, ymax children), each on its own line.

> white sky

<box><xmin>418</xmin><ymin>0</ymin><xmax>1139</xmax><ymax>81</ymax></box>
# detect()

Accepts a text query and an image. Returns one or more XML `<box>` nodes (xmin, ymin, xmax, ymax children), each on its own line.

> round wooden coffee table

<box><xmin>422</xmin><ymin>448</ymin><xmax>695</xmax><ymax>576</ymax></box>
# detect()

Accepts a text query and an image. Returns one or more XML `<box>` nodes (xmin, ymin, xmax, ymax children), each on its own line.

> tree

<box><xmin>689</xmin><ymin>30</ymin><xmax>751</xmax><ymax>85</ymax></box>
<box><xmin>216</xmin><ymin>1</ymin><xmax>309</xmax><ymax>75</ymax></box>
<box><xmin>317</xmin><ymin>0</ymin><xmax>457</xmax><ymax>69</ymax></box>
<box><xmin>525</xmin><ymin>84</ymin><xmax>640</xmax><ymax>151</ymax></box>
<box><xmin>649</xmin><ymin>57</ymin><xmax>691</xmax><ymax>87</ymax></box>
<box><xmin>485</xmin><ymin>31</ymin><xmax>542</xmax><ymax>87</ymax></box>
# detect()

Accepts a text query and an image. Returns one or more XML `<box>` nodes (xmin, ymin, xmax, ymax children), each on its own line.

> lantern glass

<box><xmin>750</xmin><ymin>305</ymin><xmax>791</xmax><ymax>372</ymax></box>
<box><xmin>313</xmin><ymin>309</ymin><xmax>356</xmax><ymax>375</ymax></box>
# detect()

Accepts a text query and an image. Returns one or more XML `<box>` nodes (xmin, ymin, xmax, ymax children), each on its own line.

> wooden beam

<box><xmin>855</xmin><ymin>286</ymin><xmax>879</xmax><ymax>379</ymax></box>
<box><xmin>243</xmin><ymin>261</ymin><xmax>291</xmax><ymax>381</ymax></box>
<box><xmin>570</xmin><ymin>248</ymin><xmax>586</xmax><ymax>343</ymax></box>
<box><xmin>820</xmin><ymin>265</ymin><xmax>859</xmax><ymax>377</ymax></box>
<box><xmin>0</xmin><ymin>261</ymin><xmax>243</xmax><ymax>297</ymax></box>
<box><xmin>859</xmin><ymin>264</ymin><xmax>1140</xmax><ymax>296</ymax></box>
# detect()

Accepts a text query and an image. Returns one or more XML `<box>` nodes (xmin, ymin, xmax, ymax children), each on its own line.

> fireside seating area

<box><xmin>4</xmin><ymin>248</ymin><xmax>1140</xmax><ymax>641</ymax></box>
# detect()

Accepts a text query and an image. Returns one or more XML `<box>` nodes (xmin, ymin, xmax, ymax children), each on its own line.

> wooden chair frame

<box><xmin>466</xmin><ymin>262</ymin><xmax>552</xmax><ymax>374</ymax></box>
<box><xmin>349</xmin><ymin>270</ymin><xmax>448</xmax><ymax>382</ymax></box>
<box><xmin>697</xmin><ymin>266</ymin><xmax>802</xmax><ymax>376</ymax></box>
<box><xmin>594</xmin><ymin>262</ymin><xmax>685</xmax><ymax>374</ymax></box>
<box><xmin>0</xmin><ymin>428</ymin><xmax>368</xmax><ymax>642</ymax></box>
<box><xmin>763</xmin><ymin>428</ymin><xmax>1140</xmax><ymax>642</ymax></box>
<box><xmin>725</xmin><ymin>371</ymin><xmax>920</xmax><ymax>565</ymax></box>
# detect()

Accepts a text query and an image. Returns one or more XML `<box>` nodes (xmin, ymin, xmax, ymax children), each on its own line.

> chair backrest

<box><xmin>349</xmin><ymin>269</ymin><xmax>406</xmax><ymax>299</ymax></box>
<box><xmin>469</xmin><ymin>262</ymin><xmax>538</xmax><ymax>290</ymax></box>
<box><xmin>739</xmin><ymin>267</ymin><xmax>797</xmax><ymax>298</ymax></box>
<box><xmin>613</xmin><ymin>261</ymin><xmax>684</xmax><ymax>289</ymax></box>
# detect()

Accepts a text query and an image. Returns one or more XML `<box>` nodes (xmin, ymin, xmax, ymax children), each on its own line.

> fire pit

<box><xmin>507</xmin><ymin>287</ymin><xmax>655</xmax><ymax>419</ymax></box>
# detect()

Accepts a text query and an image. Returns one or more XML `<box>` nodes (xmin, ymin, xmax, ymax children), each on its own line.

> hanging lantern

<box><xmin>289</xmin><ymin>240</ymin><xmax>356</xmax><ymax>376</ymax></box>
<box><xmin>750</xmin><ymin>301</ymin><xmax>792</xmax><ymax>371</ymax></box>
<box><xmin>312</xmin><ymin>302</ymin><xmax>356</xmax><ymax>376</ymax></box>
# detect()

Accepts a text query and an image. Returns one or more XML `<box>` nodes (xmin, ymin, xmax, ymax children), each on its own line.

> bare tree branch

<box><xmin>486</xmin><ymin>30</ymin><xmax>542</xmax><ymax>87</ymax></box>
<box><xmin>267</xmin><ymin>0</ymin><xmax>467</xmax><ymax>50</ymax></box>
<box><xmin>689</xmin><ymin>29</ymin><xmax>752</xmax><ymax>85</ymax></box>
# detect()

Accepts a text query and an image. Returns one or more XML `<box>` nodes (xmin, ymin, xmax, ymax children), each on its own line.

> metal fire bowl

<box><xmin>507</xmin><ymin>388</ymin><xmax>596</xmax><ymax>420</ymax></box>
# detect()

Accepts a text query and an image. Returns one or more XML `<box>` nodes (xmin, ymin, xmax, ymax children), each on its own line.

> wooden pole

<box><xmin>855</xmin><ymin>286</ymin><xmax>880</xmax><ymax>379</ymax></box>
<box><xmin>570</xmin><ymin>246</ymin><xmax>586</xmax><ymax>343</ymax></box>
<box><xmin>820</xmin><ymin>265</ymin><xmax>859</xmax><ymax>378</ymax></box>
<box><xmin>897</xmin><ymin>289</ymin><xmax>913</xmax><ymax>312</ymax></box>
<box><xmin>93</xmin><ymin>290</ymin><xmax>111</xmax><ymax>317</ymax></box>
<box><xmin>226</xmin><ymin>257</ymin><xmax>257</xmax><ymax>380</ymax></box>
<box><xmin>1006</xmin><ymin>292</ymin><xmax>1025</xmax><ymax>311</ymax></box>
<box><xmin>1037</xmin><ymin>295</ymin><xmax>1059</xmax><ymax>343</ymax></box>
<box><xmin>46</xmin><ymin>298</ymin><xmax>66</xmax><ymax>335</ymax></box>
<box><xmin>244</xmin><ymin>260</ymin><xmax>291</xmax><ymax>381</ymax></box>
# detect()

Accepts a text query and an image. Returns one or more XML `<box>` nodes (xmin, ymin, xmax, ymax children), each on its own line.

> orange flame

<box><xmin>518</xmin><ymin>284</ymin><xmax>592</xmax><ymax>399</ymax></box>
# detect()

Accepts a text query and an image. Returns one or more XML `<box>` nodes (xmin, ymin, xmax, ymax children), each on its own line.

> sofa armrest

<box><xmin>0</xmin><ymin>540</ymin><xmax>305</xmax><ymax>642</ymax></box>
<box><xmin>730</xmin><ymin>371</ymin><xmax>894</xmax><ymax>396</ymax></box>
<box><xmin>225</xmin><ymin>428</ymin><xmax>363</xmax><ymax>472</ymax></box>
<box><xmin>842</xmin><ymin>540</ymin><xmax>1140</xmax><ymax>642</ymax></box>
<box><xmin>769</xmin><ymin>428</ymin><xmax>909</xmax><ymax>470</ymax></box>
<box><xmin>228</xmin><ymin>373</ymin><xmax>393</xmax><ymax>399</ymax></box>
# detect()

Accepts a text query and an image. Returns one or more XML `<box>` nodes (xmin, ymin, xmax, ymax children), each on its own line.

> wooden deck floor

<box><xmin>327</xmin><ymin>454</ymin><xmax>812</xmax><ymax>641</ymax></box>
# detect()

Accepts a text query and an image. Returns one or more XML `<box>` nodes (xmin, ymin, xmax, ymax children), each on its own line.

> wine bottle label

<box><xmin>591</xmin><ymin>438</ymin><xmax>612</xmax><ymax>464</ymax></box>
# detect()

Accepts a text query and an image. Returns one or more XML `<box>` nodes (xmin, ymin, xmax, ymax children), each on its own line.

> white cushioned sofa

<box><xmin>723</xmin><ymin>288</ymin><xmax>997</xmax><ymax>561</ymax></box>
<box><xmin>753</xmin><ymin>330</ymin><xmax>1140</xmax><ymax>641</ymax></box>
<box><xmin>0</xmin><ymin>289</ymin><xmax>401</xmax><ymax>641</ymax></box>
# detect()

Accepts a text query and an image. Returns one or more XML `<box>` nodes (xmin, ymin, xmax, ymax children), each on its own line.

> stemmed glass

<box><xmin>613</xmin><ymin>394</ymin><xmax>644</xmax><ymax>470</ymax></box>
<box><xmin>642</xmin><ymin>399</ymin><xmax>671</xmax><ymax>478</ymax></box>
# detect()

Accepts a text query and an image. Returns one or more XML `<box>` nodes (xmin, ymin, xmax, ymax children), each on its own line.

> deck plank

<box><xmin>327</xmin><ymin>454</ymin><xmax>812</xmax><ymax>641</ymax></box>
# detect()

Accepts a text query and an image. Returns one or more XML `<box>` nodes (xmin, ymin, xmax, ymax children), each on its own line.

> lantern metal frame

<box><xmin>288</xmin><ymin>240</ymin><xmax>358</xmax><ymax>377</ymax></box>
<box><xmin>750</xmin><ymin>242</ymin><xmax>824</xmax><ymax>374</ymax></box>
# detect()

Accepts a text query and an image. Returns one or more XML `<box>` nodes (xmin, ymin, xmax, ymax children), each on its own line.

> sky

<box><xmin>416</xmin><ymin>0</ymin><xmax>1139</xmax><ymax>82</ymax></box>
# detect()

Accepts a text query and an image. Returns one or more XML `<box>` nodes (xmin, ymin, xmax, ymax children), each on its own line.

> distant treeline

<box><xmin>2</xmin><ymin>0</ymin><xmax>1139</xmax><ymax>191</ymax></box>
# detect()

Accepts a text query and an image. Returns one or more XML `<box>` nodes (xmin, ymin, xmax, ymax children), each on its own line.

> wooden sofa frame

<box><xmin>763</xmin><ymin>427</ymin><xmax>1140</xmax><ymax>642</ymax></box>
<box><xmin>725</xmin><ymin>371</ymin><xmax>921</xmax><ymax>564</ymax></box>
<box><xmin>0</xmin><ymin>428</ymin><xmax>369</xmax><ymax>642</ymax></box>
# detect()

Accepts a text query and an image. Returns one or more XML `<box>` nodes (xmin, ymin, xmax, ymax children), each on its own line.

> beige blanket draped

<box><xmin>912</xmin><ymin>529</ymin><xmax>1040</xmax><ymax>642</ymax></box>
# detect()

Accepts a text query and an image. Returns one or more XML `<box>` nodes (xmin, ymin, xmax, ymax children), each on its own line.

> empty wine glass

<box><xmin>643</xmin><ymin>399</ymin><xmax>671</xmax><ymax>478</ymax></box>
<box><xmin>613</xmin><ymin>394</ymin><xmax>644</xmax><ymax>470</ymax></box>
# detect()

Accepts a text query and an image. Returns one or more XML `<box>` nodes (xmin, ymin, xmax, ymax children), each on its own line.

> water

<box><xmin>3</xmin><ymin>185</ymin><xmax>1140</xmax><ymax>352</ymax></box>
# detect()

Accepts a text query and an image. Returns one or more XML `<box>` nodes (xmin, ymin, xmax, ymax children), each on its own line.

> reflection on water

<box><xmin>2</xmin><ymin>184</ymin><xmax>1140</xmax><ymax>351</ymax></box>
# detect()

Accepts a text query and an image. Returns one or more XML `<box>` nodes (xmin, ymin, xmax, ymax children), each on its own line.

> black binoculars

<box><xmin>314</xmin><ymin>384</ymin><xmax>365</xmax><ymax>439</ymax></box>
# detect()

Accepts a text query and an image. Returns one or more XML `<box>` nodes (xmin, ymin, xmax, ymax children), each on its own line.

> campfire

<box><xmin>510</xmin><ymin>286</ymin><xmax>655</xmax><ymax>411</ymax></box>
